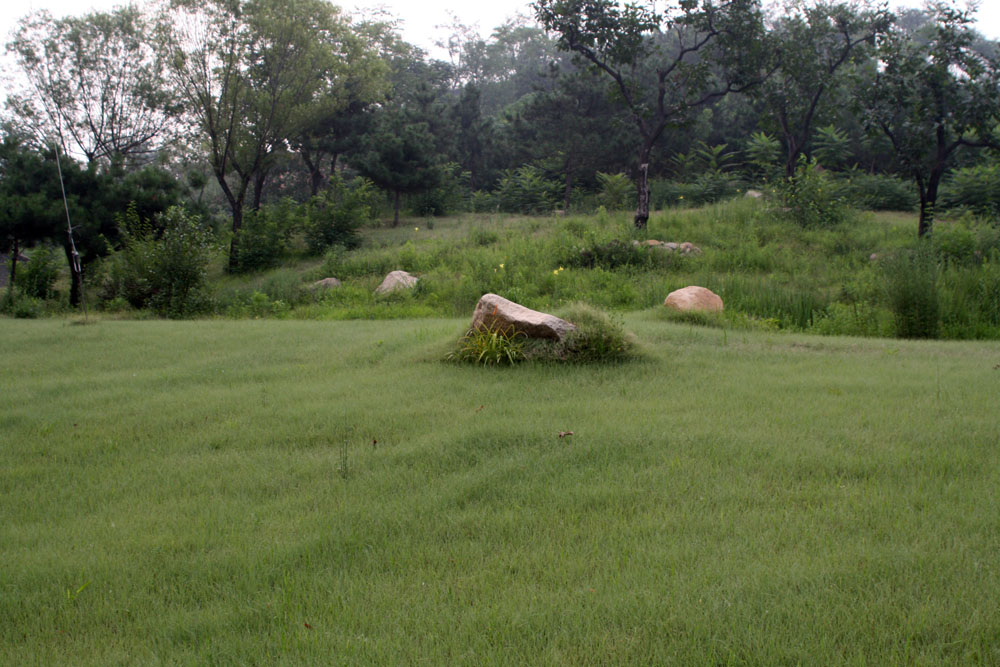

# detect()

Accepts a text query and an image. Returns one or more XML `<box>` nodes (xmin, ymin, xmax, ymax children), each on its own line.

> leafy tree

<box><xmin>862</xmin><ymin>2</ymin><xmax>1000</xmax><ymax>237</ymax></box>
<box><xmin>761</xmin><ymin>1</ymin><xmax>890</xmax><ymax>177</ymax></box>
<box><xmin>0</xmin><ymin>135</ymin><xmax>181</xmax><ymax>306</ymax></box>
<box><xmin>166</xmin><ymin>0</ymin><xmax>359</xmax><ymax>270</ymax></box>
<box><xmin>351</xmin><ymin>109</ymin><xmax>442</xmax><ymax>225</ymax></box>
<box><xmin>507</xmin><ymin>66</ymin><xmax>634</xmax><ymax>208</ymax></box>
<box><xmin>289</xmin><ymin>18</ymin><xmax>390</xmax><ymax>197</ymax></box>
<box><xmin>5</xmin><ymin>6</ymin><xmax>179</xmax><ymax>167</ymax></box>
<box><xmin>534</xmin><ymin>0</ymin><xmax>770</xmax><ymax>227</ymax></box>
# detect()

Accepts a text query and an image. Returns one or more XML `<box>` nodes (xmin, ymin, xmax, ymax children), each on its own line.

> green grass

<box><xmin>181</xmin><ymin>200</ymin><xmax>999</xmax><ymax>340</ymax></box>
<box><xmin>2</xmin><ymin>317</ymin><xmax>999</xmax><ymax>664</ymax></box>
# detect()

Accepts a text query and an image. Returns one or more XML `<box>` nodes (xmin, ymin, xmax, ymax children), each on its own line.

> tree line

<box><xmin>3</xmin><ymin>0</ymin><xmax>1000</xmax><ymax>307</ymax></box>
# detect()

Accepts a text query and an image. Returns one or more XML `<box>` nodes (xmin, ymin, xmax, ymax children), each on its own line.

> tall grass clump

<box><xmin>882</xmin><ymin>247</ymin><xmax>940</xmax><ymax>339</ymax></box>
<box><xmin>715</xmin><ymin>275</ymin><xmax>828</xmax><ymax>330</ymax></box>
<box><xmin>547</xmin><ymin>301</ymin><xmax>635</xmax><ymax>362</ymax></box>
<box><xmin>449</xmin><ymin>321</ymin><xmax>527</xmax><ymax>366</ymax></box>
<box><xmin>937</xmin><ymin>251</ymin><xmax>1000</xmax><ymax>339</ymax></box>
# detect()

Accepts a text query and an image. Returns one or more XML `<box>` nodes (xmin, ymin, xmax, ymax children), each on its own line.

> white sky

<box><xmin>2</xmin><ymin>0</ymin><xmax>999</xmax><ymax>99</ymax></box>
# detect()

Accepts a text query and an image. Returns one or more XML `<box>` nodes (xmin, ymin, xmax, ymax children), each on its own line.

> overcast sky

<box><xmin>2</xmin><ymin>0</ymin><xmax>998</xmax><ymax>98</ymax></box>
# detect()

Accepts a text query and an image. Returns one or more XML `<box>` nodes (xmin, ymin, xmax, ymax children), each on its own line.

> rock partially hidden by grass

<box><xmin>450</xmin><ymin>301</ymin><xmax>636</xmax><ymax>365</ymax></box>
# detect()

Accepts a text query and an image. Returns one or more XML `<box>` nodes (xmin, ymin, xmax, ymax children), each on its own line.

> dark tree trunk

<box><xmin>634</xmin><ymin>162</ymin><xmax>650</xmax><ymax>229</ymax></box>
<box><xmin>918</xmin><ymin>169</ymin><xmax>942</xmax><ymax>238</ymax></box>
<box><xmin>8</xmin><ymin>239</ymin><xmax>19</xmax><ymax>288</ymax></box>
<box><xmin>301</xmin><ymin>150</ymin><xmax>324</xmax><ymax>197</ymax></box>
<box><xmin>227</xmin><ymin>205</ymin><xmax>245</xmax><ymax>273</ymax></box>
<box><xmin>393</xmin><ymin>190</ymin><xmax>401</xmax><ymax>227</ymax></box>
<box><xmin>251</xmin><ymin>168</ymin><xmax>269</xmax><ymax>211</ymax></box>
<box><xmin>563</xmin><ymin>162</ymin><xmax>573</xmax><ymax>212</ymax></box>
<box><xmin>63</xmin><ymin>242</ymin><xmax>83</xmax><ymax>308</ymax></box>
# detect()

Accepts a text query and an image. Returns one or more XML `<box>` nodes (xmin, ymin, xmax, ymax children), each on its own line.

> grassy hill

<box><xmin>201</xmin><ymin>201</ymin><xmax>999</xmax><ymax>340</ymax></box>
<box><xmin>2</xmin><ymin>316</ymin><xmax>999</xmax><ymax>663</ymax></box>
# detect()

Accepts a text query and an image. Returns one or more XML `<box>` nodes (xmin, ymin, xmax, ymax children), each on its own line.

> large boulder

<box><xmin>310</xmin><ymin>277</ymin><xmax>342</xmax><ymax>290</ymax></box>
<box><xmin>471</xmin><ymin>293</ymin><xmax>577</xmax><ymax>341</ymax></box>
<box><xmin>375</xmin><ymin>270</ymin><xmax>418</xmax><ymax>295</ymax></box>
<box><xmin>664</xmin><ymin>286</ymin><xmax>724</xmax><ymax>312</ymax></box>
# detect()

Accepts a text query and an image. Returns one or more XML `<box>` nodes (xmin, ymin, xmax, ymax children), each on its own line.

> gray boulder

<box><xmin>375</xmin><ymin>270</ymin><xmax>418</xmax><ymax>295</ymax></box>
<box><xmin>310</xmin><ymin>277</ymin><xmax>342</xmax><ymax>290</ymax></box>
<box><xmin>471</xmin><ymin>293</ymin><xmax>577</xmax><ymax>341</ymax></box>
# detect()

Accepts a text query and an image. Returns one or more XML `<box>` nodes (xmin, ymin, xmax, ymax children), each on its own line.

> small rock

<box><xmin>310</xmin><ymin>277</ymin><xmax>342</xmax><ymax>290</ymax></box>
<box><xmin>664</xmin><ymin>286</ymin><xmax>724</xmax><ymax>312</ymax></box>
<box><xmin>745</xmin><ymin>190</ymin><xmax>763</xmax><ymax>199</ymax></box>
<box><xmin>471</xmin><ymin>293</ymin><xmax>577</xmax><ymax>341</ymax></box>
<box><xmin>375</xmin><ymin>270</ymin><xmax>418</xmax><ymax>295</ymax></box>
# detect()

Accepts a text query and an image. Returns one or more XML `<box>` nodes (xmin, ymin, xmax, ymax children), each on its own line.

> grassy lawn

<box><xmin>2</xmin><ymin>316</ymin><xmax>999</xmax><ymax>664</ymax></box>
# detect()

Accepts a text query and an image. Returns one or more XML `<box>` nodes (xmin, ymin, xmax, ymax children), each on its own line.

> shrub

<box><xmin>494</xmin><ymin>166</ymin><xmax>561</xmax><ymax>214</ymax></box>
<box><xmin>550</xmin><ymin>302</ymin><xmax>634</xmax><ymax>363</ymax></box>
<box><xmin>838</xmin><ymin>171</ymin><xmax>916</xmax><ymax>211</ymax></box>
<box><xmin>649</xmin><ymin>174</ymin><xmax>741</xmax><ymax>209</ymax></box>
<box><xmin>596</xmin><ymin>172</ymin><xmax>635</xmax><ymax>211</ymax></box>
<box><xmin>232</xmin><ymin>199</ymin><xmax>298</xmax><ymax>272</ymax></box>
<box><xmin>1</xmin><ymin>292</ymin><xmax>42</xmax><ymax>318</ymax></box>
<box><xmin>100</xmin><ymin>206</ymin><xmax>215</xmax><ymax>317</ymax></box>
<box><xmin>15</xmin><ymin>245</ymin><xmax>61</xmax><ymax>299</ymax></box>
<box><xmin>779</xmin><ymin>158</ymin><xmax>850</xmax><ymax>228</ymax></box>
<box><xmin>939</xmin><ymin>164</ymin><xmax>1000</xmax><ymax>218</ymax></box>
<box><xmin>882</xmin><ymin>247</ymin><xmax>940</xmax><ymax>339</ymax></box>
<box><xmin>303</xmin><ymin>175</ymin><xmax>377</xmax><ymax>255</ymax></box>
<box><xmin>743</xmin><ymin>131</ymin><xmax>782</xmax><ymax>180</ymax></box>
<box><xmin>937</xmin><ymin>251</ymin><xmax>1000</xmax><ymax>339</ymax></box>
<box><xmin>409</xmin><ymin>163</ymin><xmax>470</xmax><ymax>216</ymax></box>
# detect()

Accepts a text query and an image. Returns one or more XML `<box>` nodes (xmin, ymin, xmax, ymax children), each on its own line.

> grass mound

<box><xmin>449</xmin><ymin>302</ymin><xmax>636</xmax><ymax>365</ymax></box>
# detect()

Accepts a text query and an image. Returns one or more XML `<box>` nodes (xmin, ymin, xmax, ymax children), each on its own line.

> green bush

<box><xmin>650</xmin><ymin>174</ymin><xmax>741</xmax><ymax>209</ymax></box>
<box><xmin>409</xmin><ymin>163</ymin><xmax>470</xmax><ymax>216</ymax></box>
<box><xmin>779</xmin><ymin>159</ymin><xmax>850</xmax><ymax>228</ymax></box>
<box><xmin>596</xmin><ymin>172</ymin><xmax>635</xmax><ymax>211</ymax></box>
<box><xmin>882</xmin><ymin>247</ymin><xmax>940</xmax><ymax>339</ymax></box>
<box><xmin>1</xmin><ymin>292</ymin><xmax>42</xmax><ymax>318</ymax></box>
<box><xmin>743</xmin><ymin>131</ymin><xmax>782</xmax><ymax>180</ymax></box>
<box><xmin>550</xmin><ymin>302</ymin><xmax>634</xmax><ymax>363</ymax></box>
<box><xmin>494</xmin><ymin>166</ymin><xmax>561</xmax><ymax>214</ymax></box>
<box><xmin>937</xmin><ymin>251</ymin><xmax>1000</xmax><ymax>339</ymax></box>
<box><xmin>15</xmin><ymin>245</ymin><xmax>61</xmax><ymax>299</ymax></box>
<box><xmin>303</xmin><ymin>175</ymin><xmax>377</xmax><ymax>255</ymax></box>
<box><xmin>838</xmin><ymin>171</ymin><xmax>916</xmax><ymax>211</ymax></box>
<box><xmin>232</xmin><ymin>199</ymin><xmax>298</xmax><ymax>273</ymax></box>
<box><xmin>100</xmin><ymin>206</ymin><xmax>215</xmax><ymax>317</ymax></box>
<box><xmin>939</xmin><ymin>164</ymin><xmax>1000</xmax><ymax>218</ymax></box>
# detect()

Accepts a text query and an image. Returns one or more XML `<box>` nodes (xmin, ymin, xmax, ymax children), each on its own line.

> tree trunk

<box><xmin>301</xmin><ymin>149</ymin><xmax>324</xmax><ymax>197</ymax></box>
<box><xmin>251</xmin><ymin>169</ymin><xmax>269</xmax><ymax>211</ymax></box>
<box><xmin>227</xmin><ymin>205</ymin><xmax>245</xmax><ymax>273</ymax></box>
<box><xmin>63</xmin><ymin>243</ymin><xmax>83</xmax><ymax>308</ymax></box>
<box><xmin>634</xmin><ymin>162</ymin><xmax>650</xmax><ymax>229</ymax></box>
<box><xmin>918</xmin><ymin>167</ymin><xmax>944</xmax><ymax>239</ymax></box>
<box><xmin>8</xmin><ymin>239</ymin><xmax>19</xmax><ymax>288</ymax></box>
<box><xmin>563</xmin><ymin>170</ymin><xmax>573</xmax><ymax>211</ymax></box>
<box><xmin>393</xmin><ymin>190</ymin><xmax>401</xmax><ymax>227</ymax></box>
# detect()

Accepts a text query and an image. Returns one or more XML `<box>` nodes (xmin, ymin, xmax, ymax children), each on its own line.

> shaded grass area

<box><xmin>2</xmin><ymin>318</ymin><xmax>1000</xmax><ymax>664</ymax></box>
